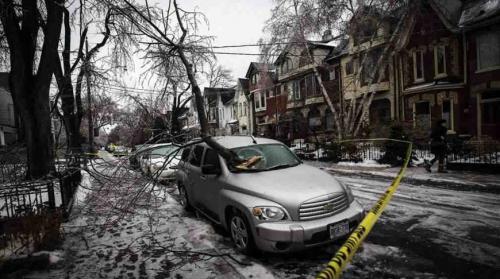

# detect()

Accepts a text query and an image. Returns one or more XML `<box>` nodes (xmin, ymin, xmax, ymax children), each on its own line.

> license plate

<box><xmin>329</xmin><ymin>221</ymin><xmax>349</xmax><ymax>239</ymax></box>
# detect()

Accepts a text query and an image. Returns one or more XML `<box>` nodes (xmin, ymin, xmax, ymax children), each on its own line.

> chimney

<box><xmin>322</xmin><ymin>30</ymin><xmax>333</xmax><ymax>42</ymax></box>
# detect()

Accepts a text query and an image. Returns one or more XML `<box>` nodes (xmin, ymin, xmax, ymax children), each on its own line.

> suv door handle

<box><xmin>200</xmin><ymin>175</ymin><xmax>207</xmax><ymax>180</ymax></box>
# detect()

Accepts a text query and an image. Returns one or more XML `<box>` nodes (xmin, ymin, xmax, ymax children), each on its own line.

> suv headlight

<box><xmin>252</xmin><ymin>206</ymin><xmax>287</xmax><ymax>221</ymax></box>
<box><xmin>340</xmin><ymin>182</ymin><xmax>354</xmax><ymax>204</ymax></box>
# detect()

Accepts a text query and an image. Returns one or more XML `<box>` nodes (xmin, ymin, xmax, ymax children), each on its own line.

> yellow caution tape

<box><xmin>316</xmin><ymin>140</ymin><xmax>413</xmax><ymax>279</ymax></box>
<box><xmin>83</xmin><ymin>152</ymin><xmax>100</xmax><ymax>157</ymax></box>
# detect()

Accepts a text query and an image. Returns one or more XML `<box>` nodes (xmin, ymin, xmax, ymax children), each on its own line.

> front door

<box><xmin>186</xmin><ymin>145</ymin><xmax>205</xmax><ymax>206</ymax></box>
<box><xmin>199</xmin><ymin>148</ymin><xmax>223</xmax><ymax>220</ymax></box>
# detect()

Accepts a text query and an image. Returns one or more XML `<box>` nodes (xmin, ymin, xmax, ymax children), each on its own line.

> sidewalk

<box><xmin>306</xmin><ymin>161</ymin><xmax>500</xmax><ymax>194</ymax></box>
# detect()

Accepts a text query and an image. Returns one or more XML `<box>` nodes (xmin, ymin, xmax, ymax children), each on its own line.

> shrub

<box><xmin>379</xmin><ymin>123</ymin><xmax>411</xmax><ymax>166</ymax></box>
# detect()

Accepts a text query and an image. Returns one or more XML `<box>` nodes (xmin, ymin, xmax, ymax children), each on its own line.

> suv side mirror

<box><xmin>202</xmin><ymin>164</ymin><xmax>221</xmax><ymax>175</ymax></box>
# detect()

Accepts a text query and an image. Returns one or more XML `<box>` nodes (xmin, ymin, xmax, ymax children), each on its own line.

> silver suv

<box><xmin>176</xmin><ymin>136</ymin><xmax>364</xmax><ymax>253</ymax></box>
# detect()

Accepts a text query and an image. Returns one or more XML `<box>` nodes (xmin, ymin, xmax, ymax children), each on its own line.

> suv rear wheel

<box><xmin>228</xmin><ymin>210</ymin><xmax>256</xmax><ymax>255</ymax></box>
<box><xmin>178</xmin><ymin>184</ymin><xmax>192</xmax><ymax>211</ymax></box>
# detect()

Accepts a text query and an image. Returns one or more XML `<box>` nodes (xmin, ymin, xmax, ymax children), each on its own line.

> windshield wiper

<box><xmin>265</xmin><ymin>163</ymin><xmax>299</xmax><ymax>171</ymax></box>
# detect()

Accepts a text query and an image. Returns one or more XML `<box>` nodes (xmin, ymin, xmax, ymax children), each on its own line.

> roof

<box><xmin>238</xmin><ymin>78</ymin><xmax>249</xmax><ymax>91</ymax></box>
<box><xmin>245</xmin><ymin>62</ymin><xmax>275</xmax><ymax>78</ymax></box>
<box><xmin>203</xmin><ymin>87</ymin><xmax>236</xmax><ymax>105</ymax></box>
<box><xmin>0</xmin><ymin>72</ymin><xmax>9</xmax><ymax>91</ymax></box>
<box><xmin>429</xmin><ymin>0</ymin><xmax>464</xmax><ymax>31</ymax></box>
<box><xmin>459</xmin><ymin>0</ymin><xmax>500</xmax><ymax>28</ymax></box>
<box><xmin>192</xmin><ymin>136</ymin><xmax>283</xmax><ymax>149</ymax></box>
<box><xmin>325</xmin><ymin>38</ymin><xmax>349</xmax><ymax>61</ymax></box>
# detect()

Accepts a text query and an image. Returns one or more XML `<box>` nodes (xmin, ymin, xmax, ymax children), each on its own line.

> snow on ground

<box><xmin>337</xmin><ymin>159</ymin><xmax>391</xmax><ymax>168</ymax></box>
<box><xmin>17</xmin><ymin>154</ymin><xmax>500</xmax><ymax>279</ymax></box>
<box><xmin>26</xmin><ymin>158</ymin><xmax>274</xmax><ymax>279</ymax></box>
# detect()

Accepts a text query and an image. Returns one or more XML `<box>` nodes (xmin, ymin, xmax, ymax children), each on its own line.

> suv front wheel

<box><xmin>228</xmin><ymin>211</ymin><xmax>256</xmax><ymax>255</ymax></box>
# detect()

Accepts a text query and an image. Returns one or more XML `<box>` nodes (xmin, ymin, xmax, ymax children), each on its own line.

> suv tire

<box><xmin>228</xmin><ymin>210</ymin><xmax>256</xmax><ymax>255</ymax></box>
<box><xmin>178</xmin><ymin>183</ymin><xmax>193</xmax><ymax>211</ymax></box>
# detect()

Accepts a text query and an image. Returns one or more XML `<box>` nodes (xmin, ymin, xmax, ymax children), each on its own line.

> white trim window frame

<box><xmin>441</xmin><ymin>99</ymin><xmax>454</xmax><ymax>131</ymax></box>
<box><xmin>255</xmin><ymin>92</ymin><xmax>261</xmax><ymax>109</ymax></box>
<box><xmin>261</xmin><ymin>91</ymin><xmax>266</xmax><ymax>109</ymax></box>
<box><xmin>293</xmin><ymin>80</ymin><xmax>301</xmax><ymax>100</ymax></box>
<box><xmin>434</xmin><ymin>45</ymin><xmax>447</xmax><ymax>78</ymax></box>
<box><xmin>344</xmin><ymin>60</ymin><xmax>354</xmax><ymax>76</ymax></box>
<box><xmin>413</xmin><ymin>49</ymin><xmax>425</xmax><ymax>83</ymax></box>
<box><xmin>413</xmin><ymin>100</ymin><xmax>431</xmax><ymax>129</ymax></box>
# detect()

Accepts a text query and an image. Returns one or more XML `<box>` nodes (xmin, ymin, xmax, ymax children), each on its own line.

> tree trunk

<box><xmin>1</xmin><ymin>0</ymin><xmax>63</xmax><ymax>179</ymax></box>
<box><xmin>13</xmin><ymin>82</ymin><xmax>55</xmax><ymax>179</ymax></box>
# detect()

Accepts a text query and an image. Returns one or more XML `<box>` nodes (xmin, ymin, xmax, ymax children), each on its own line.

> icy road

<box><xmin>23</xmin><ymin>156</ymin><xmax>500</xmax><ymax>279</ymax></box>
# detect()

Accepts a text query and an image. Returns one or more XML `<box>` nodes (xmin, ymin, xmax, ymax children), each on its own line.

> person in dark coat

<box><xmin>425</xmin><ymin>119</ymin><xmax>448</xmax><ymax>173</ymax></box>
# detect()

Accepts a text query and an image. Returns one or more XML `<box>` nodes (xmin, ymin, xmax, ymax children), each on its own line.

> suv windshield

<box><xmin>229</xmin><ymin>144</ymin><xmax>301</xmax><ymax>172</ymax></box>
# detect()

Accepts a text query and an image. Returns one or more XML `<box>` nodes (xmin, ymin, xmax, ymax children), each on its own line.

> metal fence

<box><xmin>0</xmin><ymin>155</ymin><xmax>84</xmax><ymax>258</ymax></box>
<box><xmin>0</xmin><ymin>180</ymin><xmax>57</xmax><ymax>219</ymax></box>
<box><xmin>303</xmin><ymin>140</ymin><xmax>500</xmax><ymax>172</ymax></box>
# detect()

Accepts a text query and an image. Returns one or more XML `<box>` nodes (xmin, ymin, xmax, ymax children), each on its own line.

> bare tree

<box><xmin>0</xmin><ymin>0</ymin><xmax>64</xmax><ymax>178</ymax></box>
<box><xmin>205</xmin><ymin>60</ymin><xmax>235</xmax><ymax>88</ymax></box>
<box><xmin>52</xmin><ymin>1</ymin><xmax>136</xmax><ymax>154</ymax></box>
<box><xmin>104</xmin><ymin>0</ymin><xmax>244</xmax><ymax>164</ymax></box>
<box><xmin>261</xmin><ymin>0</ymin><xmax>409</xmax><ymax>139</ymax></box>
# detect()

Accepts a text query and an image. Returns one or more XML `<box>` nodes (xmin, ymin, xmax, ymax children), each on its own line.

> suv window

<box><xmin>203</xmin><ymin>148</ymin><xmax>220</xmax><ymax>168</ymax></box>
<box><xmin>189</xmin><ymin>145</ymin><xmax>204</xmax><ymax>167</ymax></box>
<box><xmin>180</xmin><ymin>147</ymin><xmax>191</xmax><ymax>161</ymax></box>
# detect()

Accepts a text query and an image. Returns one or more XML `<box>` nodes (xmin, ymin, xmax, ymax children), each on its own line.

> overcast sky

<box><xmin>180</xmin><ymin>0</ymin><xmax>273</xmax><ymax>80</ymax></box>
<box><xmin>83</xmin><ymin>0</ymin><xmax>274</xmax><ymax>100</ymax></box>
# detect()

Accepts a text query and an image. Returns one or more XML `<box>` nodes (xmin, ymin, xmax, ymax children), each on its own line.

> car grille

<box><xmin>299</xmin><ymin>193</ymin><xmax>348</xmax><ymax>221</ymax></box>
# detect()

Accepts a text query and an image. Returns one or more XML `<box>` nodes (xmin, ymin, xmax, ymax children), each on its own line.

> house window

<box><xmin>442</xmin><ymin>100</ymin><xmax>453</xmax><ymax>130</ymax></box>
<box><xmin>288</xmin><ymin>81</ymin><xmax>300</xmax><ymax>100</ymax></box>
<box><xmin>329</xmin><ymin>68</ymin><xmax>336</xmax><ymax>80</ymax></box>
<box><xmin>434</xmin><ymin>45</ymin><xmax>447</xmax><ymax>77</ymax></box>
<box><xmin>260</xmin><ymin>92</ymin><xmax>266</xmax><ymax>109</ymax></box>
<box><xmin>477</xmin><ymin>30</ymin><xmax>500</xmax><ymax>70</ymax></box>
<box><xmin>305</xmin><ymin>74</ymin><xmax>317</xmax><ymax>97</ymax></box>
<box><xmin>345</xmin><ymin>60</ymin><xmax>354</xmax><ymax>76</ymax></box>
<box><xmin>308</xmin><ymin>109</ymin><xmax>321</xmax><ymax>130</ymax></box>
<box><xmin>414</xmin><ymin>101</ymin><xmax>430</xmax><ymax>130</ymax></box>
<box><xmin>280</xmin><ymin>58</ymin><xmax>292</xmax><ymax>74</ymax></box>
<box><xmin>481</xmin><ymin>93</ymin><xmax>500</xmax><ymax>124</ymax></box>
<box><xmin>255</xmin><ymin>93</ymin><xmax>261</xmax><ymax>109</ymax></box>
<box><xmin>293</xmin><ymin>80</ymin><xmax>300</xmax><ymax>100</ymax></box>
<box><xmin>413</xmin><ymin>50</ymin><xmax>424</xmax><ymax>82</ymax></box>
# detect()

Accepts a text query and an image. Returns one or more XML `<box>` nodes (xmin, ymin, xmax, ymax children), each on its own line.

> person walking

<box><xmin>425</xmin><ymin>119</ymin><xmax>448</xmax><ymax>173</ymax></box>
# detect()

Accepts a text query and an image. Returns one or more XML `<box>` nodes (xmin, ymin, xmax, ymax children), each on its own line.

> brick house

<box><xmin>395</xmin><ymin>0</ymin><xmax>500</xmax><ymax>141</ymax></box>
<box><xmin>245</xmin><ymin>62</ymin><xmax>275</xmax><ymax>137</ymax></box>
<box><xmin>395</xmin><ymin>1</ymin><xmax>467</xmax><ymax>140</ymax></box>
<box><xmin>460</xmin><ymin>0</ymin><xmax>500</xmax><ymax>140</ymax></box>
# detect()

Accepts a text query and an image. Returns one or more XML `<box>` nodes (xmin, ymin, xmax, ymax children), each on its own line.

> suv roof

<box><xmin>189</xmin><ymin>136</ymin><xmax>282</xmax><ymax>149</ymax></box>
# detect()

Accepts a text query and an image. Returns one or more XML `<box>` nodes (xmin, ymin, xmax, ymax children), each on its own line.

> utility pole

<box><xmin>85</xmin><ymin>39</ymin><xmax>94</xmax><ymax>153</ymax></box>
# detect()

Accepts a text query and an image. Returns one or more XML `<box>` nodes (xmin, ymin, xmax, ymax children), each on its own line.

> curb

<box><xmin>324</xmin><ymin>168</ymin><xmax>500</xmax><ymax>194</ymax></box>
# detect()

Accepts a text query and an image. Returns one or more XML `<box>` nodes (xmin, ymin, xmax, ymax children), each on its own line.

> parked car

<box><xmin>176</xmin><ymin>136</ymin><xmax>364</xmax><ymax>254</ymax></box>
<box><xmin>113</xmin><ymin>145</ymin><xmax>129</xmax><ymax>157</ymax></box>
<box><xmin>139</xmin><ymin>144</ymin><xmax>180</xmax><ymax>182</ymax></box>
<box><xmin>129</xmin><ymin>144</ymin><xmax>153</xmax><ymax>169</ymax></box>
